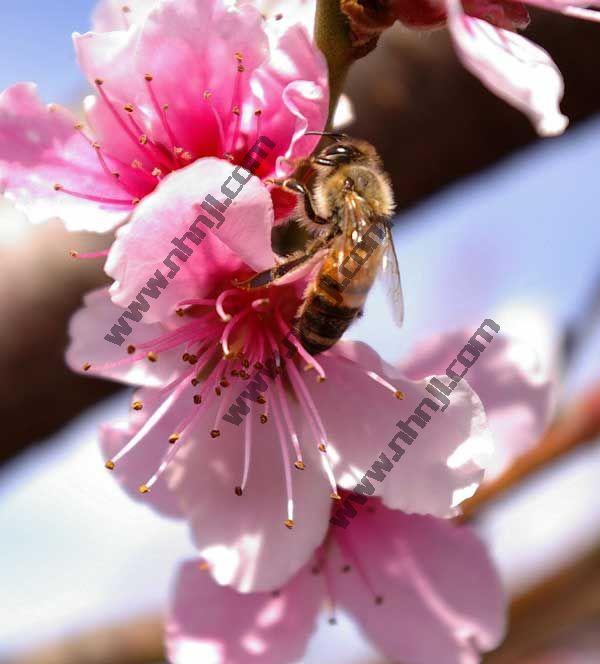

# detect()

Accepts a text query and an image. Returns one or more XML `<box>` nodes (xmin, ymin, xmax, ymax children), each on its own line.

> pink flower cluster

<box><xmin>0</xmin><ymin>0</ymin><xmax>563</xmax><ymax>662</ymax></box>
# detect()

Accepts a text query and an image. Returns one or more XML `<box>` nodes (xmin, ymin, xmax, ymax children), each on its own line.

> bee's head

<box><xmin>306</xmin><ymin>132</ymin><xmax>379</xmax><ymax>169</ymax></box>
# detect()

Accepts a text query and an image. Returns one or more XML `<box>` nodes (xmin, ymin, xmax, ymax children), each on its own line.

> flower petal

<box><xmin>333</xmin><ymin>504</ymin><xmax>506</xmax><ymax>664</ymax></box>
<box><xmin>447</xmin><ymin>0</ymin><xmax>568</xmax><ymax>136</ymax></box>
<box><xmin>105</xmin><ymin>157</ymin><xmax>275</xmax><ymax>323</ymax></box>
<box><xmin>398</xmin><ymin>328</ymin><xmax>556</xmax><ymax>479</ymax></box>
<box><xmin>66</xmin><ymin>288</ymin><xmax>181</xmax><ymax>387</ymax></box>
<box><xmin>166</xmin><ymin>559</ymin><xmax>322</xmax><ymax>664</ymax></box>
<box><xmin>0</xmin><ymin>83</ymin><xmax>132</xmax><ymax>231</ymax></box>
<box><xmin>312</xmin><ymin>341</ymin><xmax>493</xmax><ymax>517</ymax></box>
<box><xmin>92</xmin><ymin>0</ymin><xmax>156</xmax><ymax>31</ymax></box>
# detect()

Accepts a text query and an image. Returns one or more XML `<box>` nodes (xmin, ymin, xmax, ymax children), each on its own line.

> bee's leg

<box><xmin>268</xmin><ymin>178</ymin><xmax>328</xmax><ymax>226</ymax></box>
<box><xmin>234</xmin><ymin>248</ymin><xmax>323</xmax><ymax>290</ymax></box>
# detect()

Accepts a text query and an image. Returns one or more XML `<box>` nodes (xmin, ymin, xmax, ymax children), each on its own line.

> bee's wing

<box><xmin>378</xmin><ymin>223</ymin><xmax>405</xmax><ymax>327</ymax></box>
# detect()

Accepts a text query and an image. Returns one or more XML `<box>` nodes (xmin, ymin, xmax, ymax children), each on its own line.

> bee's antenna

<box><xmin>305</xmin><ymin>131</ymin><xmax>348</xmax><ymax>141</ymax></box>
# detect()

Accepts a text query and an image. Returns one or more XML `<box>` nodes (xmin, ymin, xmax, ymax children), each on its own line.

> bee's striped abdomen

<box><xmin>296</xmin><ymin>292</ymin><xmax>360</xmax><ymax>355</ymax></box>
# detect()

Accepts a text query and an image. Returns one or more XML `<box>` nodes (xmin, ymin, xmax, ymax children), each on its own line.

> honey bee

<box><xmin>238</xmin><ymin>133</ymin><xmax>404</xmax><ymax>354</ymax></box>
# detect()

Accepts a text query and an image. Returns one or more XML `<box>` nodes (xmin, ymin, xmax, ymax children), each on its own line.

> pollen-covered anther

<box><xmin>174</xmin><ymin>146</ymin><xmax>183</xmax><ymax>155</ymax></box>
<box><xmin>284</xmin><ymin>519</ymin><xmax>294</xmax><ymax>530</ymax></box>
<box><xmin>144</xmin><ymin>73</ymin><xmax>153</xmax><ymax>82</ymax></box>
<box><xmin>330</xmin><ymin>492</ymin><xmax>342</xmax><ymax>501</ymax></box>
<box><xmin>215</xmin><ymin>386</ymin><xmax>222</xmax><ymax>397</ymax></box>
<box><xmin>235</xmin><ymin>51</ymin><xmax>244</xmax><ymax>62</ymax></box>
<box><xmin>176</xmin><ymin>308</ymin><xmax>185</xmax><ymax>317</ymax></box>
<box><xmin>316</xmin><ymin>375</ymin><xmax>326</xmax><ymax>383</ymax></box>
<box><xmin>191</xmin><ymin>378</ymin><xmax>200</xmax><ymax>386</ymax></box>
<box><xmin>94</xmin><ymin>78</ymin><xmax>104</xmax><ymax>86</ymax></box>
<box><xmin>82</xmin><ymin>362</ymin><xmax>92</xmax><ymax>372</ymax></box>
<box><xmin>53</xmin><ymin>183</ymin><xmax>63</xmax><ymax>191</ymax></box>
<box><xmin>260</xmin><ymin>414</ymin><xmax>268</xmax><ymax>424</ymax></box>
<box><xmin>199</xmin><ymin>561</ymin><xmax>211</xmax><ymax>571</ymax></box>
<box><xmin>162</xmin><ymin>103</ymin><xmax>169</xmax><ymax>110</ymax></box>
<box><xmin>237</xmin><ymin>64</ymin><xmax>245</xmax><ymax>73</ymax></box>
<box><xmin>210</xmin><ymin>429</ymin><xmax>221</xmax><ymax>439</ymax></box>
<box><xmin>256</xmin><ymin>395</ymin><xmax>266</xmax><ymax>405</ymax></box>
<box><xmin>168</xmin><ymin>433</ymin><xmax>180</xmax><ymax>444</ymax></box>
<box><xmin>239</xmin><ymin>370</ymin><xmax>249</xmax><ymax>379</ymax></box>
<box><xmin>105</xmin><ymin>460</ymin><xmax>115</xmax><ymax>470</ymax></box>
<box><xmin>139</xmin><ymin>134</ymin><xmax>148</xmax><ymax>145</ymax></box>
<box><xmin>294</xmin><ymin>460</ymin><xmax>306</xmax><ymax>471</ymax></box>
<box><xmin>304</xmin><ymin>364</ymin><xmax>313</xmax><ymax>372</ymax></box>
<box><xmin>318</xmin><ymin>443</ymin><xmax>327</xmax><ymax>453</ymax></box>
<box><xmin>147</xmin><ymin>351</ymin><xmax>158</xmax><ymax>362</ymax></box>
<box><xmin>395</xmin><ymin>390</ymin><xmax>405</xmax><ymax>400</ymax></box>
<box><xmin>193</xmin><ymin>394</ymin><xmax>202</xmax><ymax>405</ymax></box>
<box><xmin>131</xmin><ymin>159</ymin><xmax>143</xmax><ymax>169</ymax></box>
<box><xmin>254</xmin><ymin>109</ymin><xmax>262</xmax><ymax>117</ymax></box>
<box><xmin>152</xmin><ymin>168</ymin><xmax>162</xmax><ymax>178</ymax></box>
<box><xmin>220</xmin><ymin>379</ymin><xmax>229</xmax><ymax>388</ymax></box>
<box><xmin>234</xmin><ymin>486</ymin><xmax>243</xmax><ymax>496</ymax></box>
<box><xmin>132</xmin><ymin>197</ymin><xmax>140</xmax><ymax>205</ymax></box>
<box><xmin>127</xmin><ymin>344</ymin><xmax>136</xmax><ymax>354</ymax></box>
<box><xmin>241</xmin><ymin>358</ymin><xmax>250</xmax><ymax>369</ymax></box>
<box><xmin>203</xmin><ymin>90</ymin><xmax>212</xmax><ymax>101</ymax></box>
<box><xmin>232</xmin><ymin>105</ymin><xmax>241</xmax><ymax>116</ymax></box>
<box><xmin>138</xmin><ymin>484</ymin><xmax>150</xmax><ymax>494</ymax></box>
<box><xmin>69</xmin><ymin>249</ymin><xmax>78</xmax><ymax>258</ymax></box>
<box><xmin>181</xmin><ymin>151</ymin><xmax>193</xmax><ymax>161</ymax></box>
<box><xmin>123</xmin><ymin>103</ymin><xmax>134</xmax><ymax>113</ymax></box>
<box><xmin>182</xmin><ymin>353</ymin><xmax>190</xmax><ymax>362</ymax></box>
<box><xmin>223</xmin><ymin>152</ymin><xmax>234</xmax><ymax>162</ymax></box>
<box><xmin>73</xmin><ymin>122</ymin><xmax>84</xmax><ymax>130</ymax></box>
<box><xmin>132</xmin><ymin>400</ymin><xmax>143</xmax><ymax>411</ymax></box>
<box><xmin>92</xmin><ymin>141</ymin><xmax>101</xmax><ymax>150</ymax></box>
<box><xmin>188</xmin><ymin>355</ymin><xmax>198</xmax><ymax>365</ymax></box>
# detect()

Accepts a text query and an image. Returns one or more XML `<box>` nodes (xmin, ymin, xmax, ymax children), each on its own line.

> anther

<box><xmin>215</xmin><ymin>386</ymin><xmax>222</xmax><ymax>396</ymax></box>
<box><xmin>92</xmin><ymin>141</ymin><xmax>101</xmax><ymax>150</ymax></box>
<box><xmin>193</xmin><ymin>394</ymin><xmax>202</xmax><ymax>405</ymax></box>
<box><xmin>105</xmin><ymin>460</ymin><xmax>115</xmax><ymax>470</ymax></box>
<box><xmin>242</xmin><ymin>359</ymin><xmax>250</xmax><ymax>368</ymax></box>
<box><xmin>147</xmin><ymin>352</ymin><xmax>158</xmax><ymax>362</ymax></box>
<box><xmin>220</xmin><ymin>379</ymin><xmax>229</xmax><ymax>388</ymax></box>
<box><xmin>260</xmin><ymin>414</ymin><xmax>268</xmax><ymax>424</ymax></box>
<box><xmin>235</xmin><ymin>52</ymin><xmax>243</xmax><ymax>62</ymax></box>
<box><xmin>256</xmin><ymin>395</ymin><xmax>266</xmax><ymax>405</ymax></box>
<box><xmin>181</xmin><ymin>151</ymin><xmax>193</xmax><ymax>161</ymax></box>
<box><xmin>53</xmin><ymin>183</ymin><xmax>63</xmax><ymax>191</ymax></box>
<box><xmin>132</xmin><ymin>400</ymin><xmax>143</xmax><ymax>411</ymax></box>
<box><xmin>144</xmin><ymin>73</ymin><xmax>153</xmax><ymax>81</ymax></box>
<box><xmin>328</xmin><ymin>617</ymin><xmax>337</xmax><ymax>625</ymax></box>
<box><xmin>191</xmin><ymin>378</ymin><xmax>200</xmax><ymax>386</ymax></box>
<box><xmin>162</xmin><ymin>103</ymin><xmax>169</xmax><ymax>110</ymax></box>
<box><xmin>189</xmin><ymin>355</ymin><xmax>198</xmax><ymax>365</ymax></box>
<box><xmin>182</xmin><ymin>353</ymin><xmax>190</xmax><ymax>362</ymax></box>
<box><xmin>316</xmin><ymin>375</ymin><xmax>326</xmax><ymax>383</ymax></box>
<box><xmin>168</xmin><ymin>433</ymin><xmax>180</xmax><ymax>444</ymax></box>
<box><xmin>234</xmin><ymin>486</ymin><xmax>243</xmax><ymax>496</ymax></box>
<box><xmin>176</xmin><ymin>308</ymin><xmax>185</xmax><ymax>317</ymax></box>
<box><xmin>275</xmin><ymin>13</ymin><xmax>283</xmax><ymax>20</ymax></box>
<box><xmin>304</xmin><ymin>364</ymin><xmax>313</xmax><ymax>372</ymax></box>
<box><xmin>95</xmin><ymin>78</ymin><xmax>104</xmax><ymax>86</ymax></box>
<box><xmin>375</xmin><ymin>596</ymin><xmax>384</xmax><ymax>605</ymax></box>
<box><xmin>138</xmin><ymin>484</ymin><xmax>150</xmax><ymax>494</ymax></box>
<box><xmin>83</xmin><ymin>362</ymin><xmax>92</xmax><ymax>372</ymax></box>
<box><xmin>395</xmin><ymin>390</ymin><xmax>405</xmax><ymax>399</ymax></box>
<box><xmin>69</xmin><ymin>249</ymin><xmax>78</xmax><ymax>258</ymax></box>
<box><xmin>254</xmin><ymin>109</ymin><xmax>262</xmax><ymax>116</ymax></box>
<box><xmin>152</xmin><ymin>168</ymin><xmax>162</xmax><ymax>178</ymax></box>
<box><xmin>284</xmin><ymin>519</ymin><xmax>294</xmax><ymax>530</ymax></box>
<box><xmin>318</xmin><ymin>443</ymin><xmax>327</xmax><ymax>453</ymax></box>
<box><xmin>237</xmin><ymin>64</ymin><xmax>245</xmax><ymax>73</ymax></box>
<box><xmin>132</xmin><ymin>197</ymin><xmax>140</xmax><ymax>205</ymax></box>
<box><xmin>127</xmin><ymin>345</ymin><xmax>136</xmax><ymax>354</ymax></box>
<box><xmin>73</xmin><ymin>122</ymin><xmax>84</xmax><ymax>130</ymax></box>
<box><xmin>231</xmin><ymin>369</ymin><xmax>239</xmax><ymax>377</ymax></box>
<box><xmin>342</xmin><ymin>564</ymin><xmax>351</xmax><ymax>573</ymax></box>
<box><xmin>232</xmin><ymin>105</ymin><xmax>240</xmax><ymax>116</ymax></box>
<box><xmin>174</xmin><ymin>146</ymin><xmax>183</xmax><ymax>155</ymax></box>
<box><xmin>254</xmin><ymin>362</ymin><xmax>263</xmax><ymax>369</ymax></box>
<box><xmin>330</xmin><ymin>492</ymin><xmax>342</xmax><ymax>501</ymax></box>
<box><xmin>294</xmin><ymin>460</ymin><xmax>306</xmax><ymax>471</ymax></box>
<box><xmin>210</xmin><ymin>429</ymin><xmax>221</xmax><ymax>439</ymax></box>
<box><xmin>203</xmin><ymin>90</ymin><xmax>212</xmax><ymax>101</ymax></box>
<box><xmin>272</xmin><ymin>589</ymin><xmax>281</xmax><ymax>597</ymax></box>
<box><xmin>123</xmin><ymin>103</ymin><xmax>134</xmax><ymax>113</ymax></box>
<box><xmin>139</xmin><ymin>134</ymin><xmax>148</xmax><ymax>145</ymax></box>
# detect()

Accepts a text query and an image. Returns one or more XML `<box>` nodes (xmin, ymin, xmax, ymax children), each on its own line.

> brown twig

<box><xmin>460</xmin><ymin>382</ymin><xmax>600</xmax><ymax>521</ymax></box>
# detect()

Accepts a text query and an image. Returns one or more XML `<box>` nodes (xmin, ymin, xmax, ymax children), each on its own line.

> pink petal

<box><xmin>399</xmin><ymin>328</ymin><xmax>556</xmax><ymax>479</ymax></box>
<box><xmin>0</xmin><ymin>83</ymin><xmax>133</xmax><ymax>231</ymax></box>
<box><xmin>310</xmin><ymin>341</ymin><xmax>493</xmax><ymax>518</ymax></box>
<box><xmin>164</xmin><ymin>409</ymin><xmax>332</xmax><ymax>592</ymax></box>
<box><xmin>447</xmin><ymin>0</ymin><xmax>568</xmax><ymax>136</ymax></box>
<box><xmin>525</xmin><ymin>0</ymin><xmax>600</xmax><ymax>22</ymax></box>
<box><xmin>92</xmin><ymin>0</ymin><xmax>156</xmax><ymax>31</ymax></box>
<box><xmin>99</xmin><ymin>391</ymin><xmax>185</xmax><ymax>518</ymax></box>
<box><xmin>333</xmin><ymin>504</ymin><xmax>506</xmax><ymax>663</ymax></box>
<box><xmin>251</xmin><ymin>24</ymin><xmax>329</xmax><ymax>177</ymax></box>
<box><xmin>105</xmin><ymin>157</ymin><xmax>275</xmax><ymax>323</ymax></box>
<box><xmin>65</xmin><ymin>288</ymin><xmax>181</xmax><ymax>387</ymax></box>
<box><xmin>166</xmin><ymin>559</ymin><xmax>322</xmax><ymax>664</ymax></box>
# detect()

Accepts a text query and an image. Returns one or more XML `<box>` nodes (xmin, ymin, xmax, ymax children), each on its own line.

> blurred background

<box><xmin>1</xmin><ymin>2</ymin><xmax>599</xmax><ymax>662</ymax></box>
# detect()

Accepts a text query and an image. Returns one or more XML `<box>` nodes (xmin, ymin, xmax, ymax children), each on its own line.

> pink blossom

<box><xmin>166</xmin><ymin>501</ymin><xmax>506</xmax><ymax>664</ymax></box>
<box><xmin>66</xmin><ymin>206</ymin><xmax>553</xmax><ymax>593</ymax></box>
<box><xmin>0</xmin><ymin>0</ymin><xmax>328</xmax><ymax>231</ymax></box>
<box><xmin>392</xmin><ymin>0</ymin><xmax>600</xmax><ymax>135</ymax></box>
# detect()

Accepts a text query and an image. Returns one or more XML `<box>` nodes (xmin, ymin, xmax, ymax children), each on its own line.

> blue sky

<box><xmin>0</xmin><ymin>1</ymin><xmax>97</xmax><ymax>102</ymax></box>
